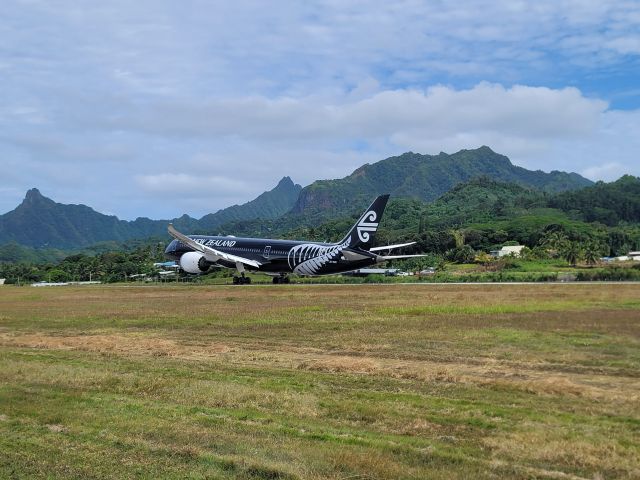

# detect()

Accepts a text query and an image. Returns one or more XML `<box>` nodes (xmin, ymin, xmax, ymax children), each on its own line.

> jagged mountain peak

<box><xmin>197</xmin><ymin>177</ymin><xmax>302</xmax><ymax>230</ymax></box>
<box><xmin>276</xmin><ymin>176</ymin><xmax>295</xmax><ymax>187</ymax></box>
<box><xmin>25</xmin><ymin>187</ymin><xmax>43</xmax><ymax>199</ymax></box>
<box><xmin>21</xmin><ymin>188</ymin><xmax>54</xmax><ymax>206</ymax></box>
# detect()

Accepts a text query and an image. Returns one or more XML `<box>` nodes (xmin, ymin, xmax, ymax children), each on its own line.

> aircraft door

<box><xmin>263</xmin><ymin>246</ymin><xmax>271</xmax><ymax>258</ymax></box>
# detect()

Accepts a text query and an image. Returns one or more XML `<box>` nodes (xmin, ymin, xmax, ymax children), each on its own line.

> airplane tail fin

<box><xmin>339</xmin><ymin>194</ymin><xmax>390</xmax><ymax>249</ymax></box>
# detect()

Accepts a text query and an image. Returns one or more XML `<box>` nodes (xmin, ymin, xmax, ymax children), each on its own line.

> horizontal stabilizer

<box><xmin>369</xmin><ymin>241</ymin><xmax>416</xmax><ymax>252</ymax></box>
<box><xmin>342</xmin><ymin>250</ymin><xmax>371</xmax><ymax>261</ymax></box>
<box><xmin>168</xmin><ymin>224</ymin><xmax>261</xmax><ymax>268</ymax></box>
<box><xmin>376</xmin><ymin>254</ymin><xmax>430</xmax><ymax>262</ymax></box>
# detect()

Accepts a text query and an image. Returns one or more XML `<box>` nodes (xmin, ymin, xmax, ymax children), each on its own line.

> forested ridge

<box><xmin>1</xmin><ymin>148</ymin><xmax>639</xmax><ymax>283</ymax></box>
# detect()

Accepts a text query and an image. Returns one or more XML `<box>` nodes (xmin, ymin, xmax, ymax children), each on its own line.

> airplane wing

<box><xmin>369</xmin><ymin>242</ymin><xmax>416</xmax><ymax>252</ymax></box>
<box><xmin>168</xmin><ymin>224</ymin><xmax>261</xmax><ymax>268</ymax></box>
<box><xmin>377</xmin><ymin>254</ymin><xmax>430</xmax><ymax>261</ymax></box>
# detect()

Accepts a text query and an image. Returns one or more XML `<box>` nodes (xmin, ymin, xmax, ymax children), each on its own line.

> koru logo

<box><xmin>357</xmin><ymin>211</ymin><xmax>378</xmax><ymax>242</ymax></box>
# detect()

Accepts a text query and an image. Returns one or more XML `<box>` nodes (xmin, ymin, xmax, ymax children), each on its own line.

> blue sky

<box><xmin>1</xmin><ymin>0</ymin><xmax>639</xmax><ymax>219</ymax></box>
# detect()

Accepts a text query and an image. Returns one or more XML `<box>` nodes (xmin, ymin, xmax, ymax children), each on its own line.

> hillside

<box><xmin>291</xmin><ymin>146</ymin><xmax>592</xmax><ymax>216</ymax></box>
<box><xmin>3</xmin><ymin>148</ymin><xmax>636</xmax><ymax>259</ymax></box>
<box><xmin>198</xmin><ymin>177</ymin><xmax>301</xmax><ymax>231</ymax></box>
<box><xmin>549</xmin><ymin>175</ymin><xmax>640</xmax><ymax>225</ymax></box>
<box><xmin>421</xmin><ymin>177</ymin><xmax>548</xmax><ymax>229</ymax></box>
<box><xmin>0</xmin><ymin>177</ymin><xmax>301</xmax><ymax>249</ymax></box>
<box><xmin>2</xmin><ymin>173</ymin><xmax>639</xmax><ymax>264</ymax></box>
<box><xmin>0</xmin><ymin>188</ymin><xmax>134</xmax><ymax>248</ymax></box>
<box><xmin>212</xmin><ymin>174</ymin><xmax>639</xmax><ymax>259</ymax></box>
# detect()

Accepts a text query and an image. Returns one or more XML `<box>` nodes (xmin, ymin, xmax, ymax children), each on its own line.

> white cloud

<box><xmin>582</xmin><ymin>163</ymin><xmax>628</xmax><ymax>181</ymax></box>
<box><xmin>547</xmin><ymin>109</ymin><xmax>640</xmax><ymax>180</ymax></box>
<box><xmin>2</xmin><ymin>81</ymin><xmax>639</xmax><ymax>218</ymax></box>
<box><xmin>136</xmin><ymin>173</ymin><xmax>250</xmax><ymax>197</ymax></box>
<box><xmin>605</xmin><ymin>36</ymin><xmax>640</xmax><ymax>55</ymax></box>
<box><xmin>1</xmin><ymin>0</ymin><xmax>639</xmax><ymax>219</ymax></box>
<box><xmin>117</xmin><ymin>83</ymin><xmax>638</xmax><ymax>214</ymax></box>
<box><xmin>104</xmin><ymin>83</ymin><xmax>606</xmax><ymax>143</ymax></box>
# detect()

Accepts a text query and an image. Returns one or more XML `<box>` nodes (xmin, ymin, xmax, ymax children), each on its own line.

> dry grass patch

<box><xmin>0</xmin><ymin>332</ymin><xmax>230</xmax><ymax>358</ymax></box>
<box><xmin>1</xmin><ymin>283</ymin><xmax>639</xmax><ymax>479</ymax></box>
<box><xmin>484</xmin><ymin>429</ymin><xmax>640</xmax><ymax>479</ymax></box>
<box><xmin>297</xmin><ymin>356</ymin><xmax>380</xmax><ymax>374</ymax></box>
<box><xmin>3</xmin><ymin>330</ymin><xmax>638</xmax><ymax>406</ymax></box>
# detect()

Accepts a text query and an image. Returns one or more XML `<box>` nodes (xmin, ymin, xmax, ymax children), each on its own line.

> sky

<box><xmin>1</xmin><ymin>0</ymin><xmax>639</xmax><ymax>219</ymax></box>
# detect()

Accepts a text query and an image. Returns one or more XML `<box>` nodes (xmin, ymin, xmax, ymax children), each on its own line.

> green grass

<box><xmin>0</xmin><ymin>283</ymin><xmax>639</xmax><ymax>478</ymax></box>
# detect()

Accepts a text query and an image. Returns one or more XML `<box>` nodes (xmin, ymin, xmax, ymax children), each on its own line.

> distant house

<box><xmin>491</xmin><ymin>245</ymin><xmax>525</xmax><ymax>258</ymax></box>
<box><xmin>615</xmin><ymin>252</ymin><xmax>640</xmax><ymax>262</ymax></box>
<box><xmin>0</xmin><ymin>279</ymin><xmax>5</xmax><ymax>285</ymax></box>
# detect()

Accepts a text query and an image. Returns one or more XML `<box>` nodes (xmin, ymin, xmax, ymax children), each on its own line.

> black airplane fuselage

<box><xmin>163</xmin><ymin>195</ymin><xmax>425</xmax><ymax>279</ymax></box>
<box><xmin>164</xmin><ymin>235</ymin><xmax>378</xmax><ymax>276</ymax></box>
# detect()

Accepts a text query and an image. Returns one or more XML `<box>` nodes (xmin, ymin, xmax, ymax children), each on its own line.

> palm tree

<box><xmin>449</xmin><ymin>229</ymin><xmax>465</xmax><ymax>249</ymax></box>
<box><xmin>562</xmin><ymin>241</ymin><xmax>582</xmax><ymax>267</ymax></box>
<box><xmin>583</xmin><ymin>242</ymin><xmax>601</xmax><ymax>266</ymax></box>
<box><xmin>540</xmin><ymin>231</ymin><xmax>568</xmax><ymax>258</ymax></box>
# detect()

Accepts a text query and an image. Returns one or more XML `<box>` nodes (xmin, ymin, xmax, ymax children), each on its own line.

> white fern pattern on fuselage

<box><xmin>287</xmin><ymin>240</ymin><xmax>350</xmax><ymax>275</ymax></box>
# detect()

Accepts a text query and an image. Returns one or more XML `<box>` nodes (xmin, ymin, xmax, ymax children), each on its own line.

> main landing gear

<box><xmin>232</xmin><ymin>261</ymin><xmax>251</xmax><ymax>285</ymax></box>
<box><xmin>233</xmin><ymin>274</ymin><xmax>251</xmax><ymax>285</ymax></box>
<box><xmin>272</xmin><ymin>275</ymin><xmax>290</xmax><ymax>284</ymax></box>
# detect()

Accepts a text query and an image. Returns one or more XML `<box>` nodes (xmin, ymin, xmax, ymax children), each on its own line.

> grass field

<box><xmin>0</xmin><ymin>283</ymin><xmax>639</xmax><ymax>479</ymax></box>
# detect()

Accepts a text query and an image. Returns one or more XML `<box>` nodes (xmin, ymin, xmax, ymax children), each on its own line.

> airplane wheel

<box><xmin>272</xmin><ymin>277</ymin><xmax>279</xmax><ymax>284</ymax></box>
<box><xmin>245</xmin><ymin>277</ymin><xmax>251</xmax><ymax>285</ymax></box>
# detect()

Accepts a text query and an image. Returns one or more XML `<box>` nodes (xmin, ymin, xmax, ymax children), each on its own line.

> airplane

<box><xmin>164</xmin><ymin>194</ymin><xmax>426</xmax><ymax>284</ymax></box>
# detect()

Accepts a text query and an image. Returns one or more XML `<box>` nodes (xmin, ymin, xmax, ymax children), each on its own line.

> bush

<box><xmin>575</xmin><ymin>268</ymin><xmax>640</xmax><ymax>281</ymax></box>
<box><xmin>446</xmin><ymin>245</ymin><xmax>476</xmax><ymax>264</ymax></box>
<box><xmin>363</xmin><ymin>274</ymin><xmax>386</xmax><ymax>283</ymax></box>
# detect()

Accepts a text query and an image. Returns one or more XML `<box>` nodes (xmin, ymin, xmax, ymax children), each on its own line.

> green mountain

<box><xmin>421</xmin><ymin>177</ymin><xmax>549</xmax><ymax>229</ymax></box>
<box><xmin>0</xmin><ymin>146</ymin><xmax>625</xmax><ymax>257</ymax></box>
<box><xmin>212</xmin><ymin>173</ymin><xmax>638</xmax><ymax>258</ymax></box>
<box><xmin>2</xmin><ymin>173</ymin><xmax>639</xmax><ymax>264</ymax></box>
<box><xmin>0</xmin><ymin>177</ymin><xmax>301</xmax><ymax>249</ymax></box>
<box><xmin>291</xmin><ymin>146</ymin><xmax>592</xmax><ymax>216</ymax></box>
<box><xmin>198</xmin><ymin>176</ymin><xmax>302</xmax><ymax>231</ymax></box>
<box><xmin>0</xmin><ymin>188</ymin><xmax>134</xmax><ymax>248</ymax></box>
<box><xmin>549</xmin><ymin>175</ymin><xmax>640</xmax><ymax>225</ymax></box>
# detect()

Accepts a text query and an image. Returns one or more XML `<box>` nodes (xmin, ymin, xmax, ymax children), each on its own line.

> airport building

<box><xmin>490</xmin><ymin>245</ymin><xmax>525</xmax><ymax>258</ymax></box>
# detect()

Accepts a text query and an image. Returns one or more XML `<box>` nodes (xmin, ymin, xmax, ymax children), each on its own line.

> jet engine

<box><xmin>179</xmin><ymin>252</ymin><xmax>210</xmax><ymax>274</ymax></box>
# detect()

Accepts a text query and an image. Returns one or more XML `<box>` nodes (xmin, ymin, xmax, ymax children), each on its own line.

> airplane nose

<box><xmin>164</xmin><ymin>240</ymin><xmax>178</xmax><ymax>257</ymax></box>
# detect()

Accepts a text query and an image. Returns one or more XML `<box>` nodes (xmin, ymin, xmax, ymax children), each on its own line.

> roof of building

<box><xmin>500</xmin><ymin>245</ymin><xmax>524</xmax><ymax>252</ymax></box>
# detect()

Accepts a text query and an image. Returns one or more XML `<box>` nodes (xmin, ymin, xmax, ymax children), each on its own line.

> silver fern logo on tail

<box><xmin>357</xmin><ymin>211</ymin><xmax>378</xmax><ymax>243</ymax></box>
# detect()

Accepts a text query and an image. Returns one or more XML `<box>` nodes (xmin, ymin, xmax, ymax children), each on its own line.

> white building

<box><xmin>492</xmin><ymin>245</ymin><xmax>525</xmax><ymax>258</ymax></box>
<box><xmin>615</xmin><ymin>252</ymin><xmax>640</xmax><ymax>262</ymax></box>
<box><xmin>0</xmin><ymin>279</ymin><xmax>5</xmax><ymax>285</ymax></box>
